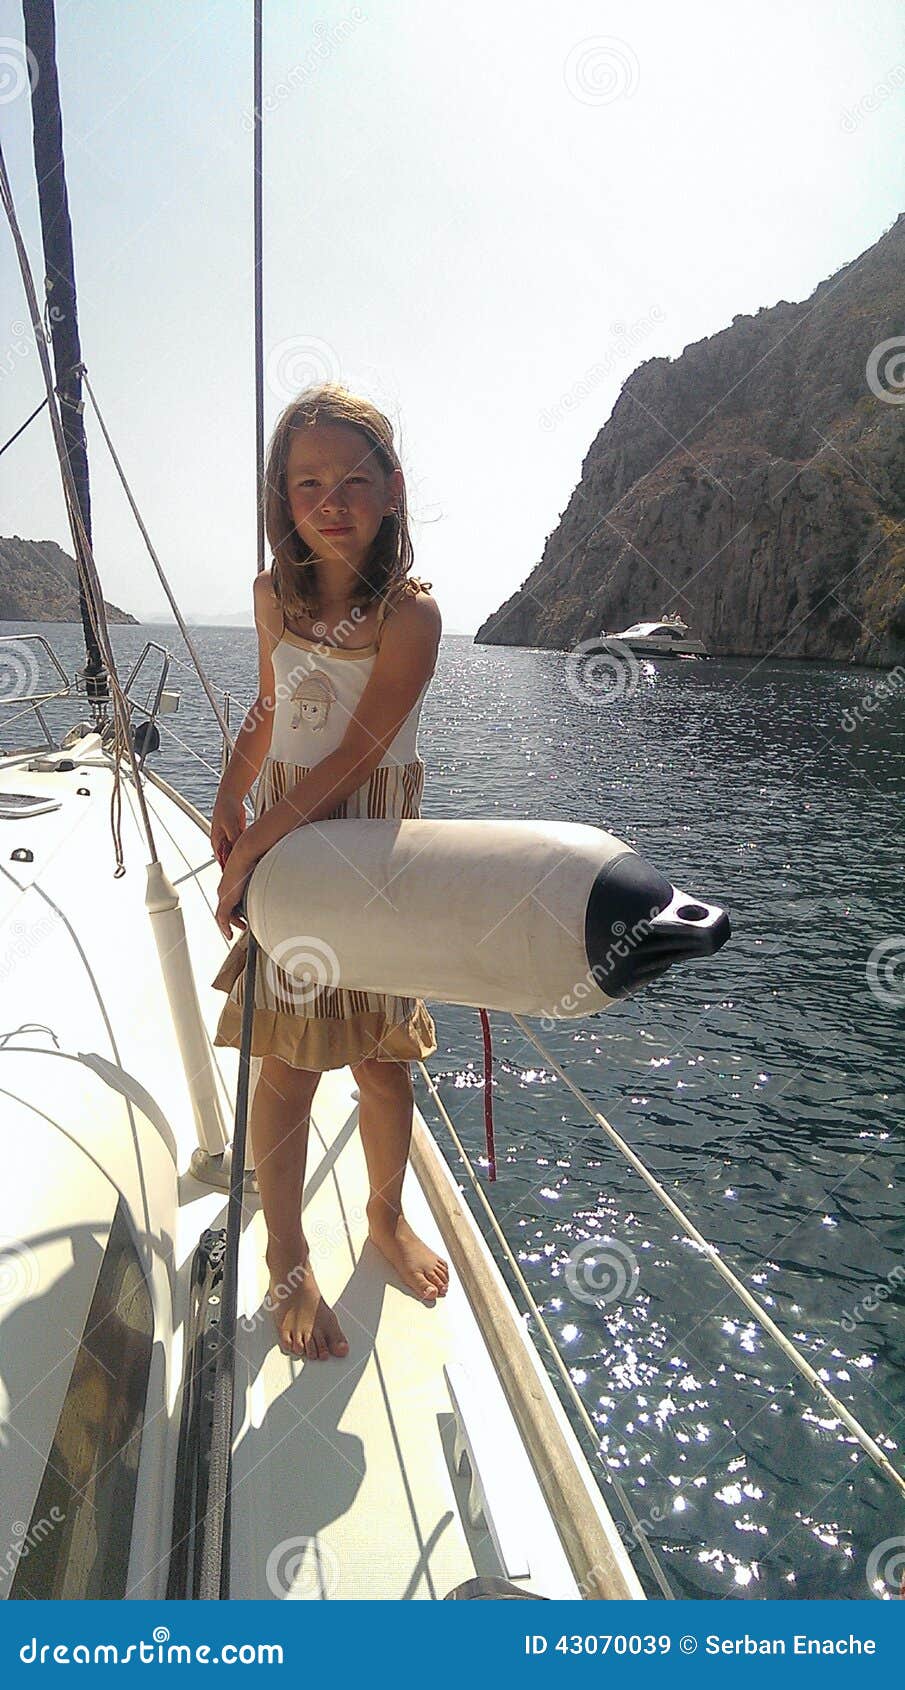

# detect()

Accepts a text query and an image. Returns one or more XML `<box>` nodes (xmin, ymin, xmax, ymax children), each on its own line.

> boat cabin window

<box><xmin>10</xmin><ymin>1198</ymin><xmax>153</xmax><ymax>1599</ymax></box>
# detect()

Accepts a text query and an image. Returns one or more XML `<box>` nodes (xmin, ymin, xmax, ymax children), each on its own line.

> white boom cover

<box><xmin>246</xmin><ymin>816</ymin><xmax>632</xmax><ymax>1017</ymax></box>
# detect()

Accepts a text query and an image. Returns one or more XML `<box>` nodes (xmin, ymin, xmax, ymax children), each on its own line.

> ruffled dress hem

<box><xmin>212</xmin><ymin>992</ymin><xmax>437</xmax><ymax>1070</ymax></box>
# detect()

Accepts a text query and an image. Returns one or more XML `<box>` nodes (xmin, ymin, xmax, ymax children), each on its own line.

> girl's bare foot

<box><xmin>265</xmin><ymin>1242</ymin><xmax>349</xmax><ymax>1360</ymax></box>
<box><xmin>366</xmin><ymin>1197</ymin><xmax>450</xmax><ymax>1302</ymax></box>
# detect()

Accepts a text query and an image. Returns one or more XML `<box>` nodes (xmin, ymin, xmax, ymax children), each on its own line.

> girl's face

<box><xmin>284</xmin><ymin>423</ymin><xmax>402</xmax><ymax>570</ymax></box>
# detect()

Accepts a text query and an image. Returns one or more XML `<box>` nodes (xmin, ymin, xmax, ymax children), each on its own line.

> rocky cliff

<box><xmin>0</xmin><ymin>537</ymin><xmax>137</xmax><ymax>624</ymax></box>
<box><xmin>475</xmin><ymin>215</ymin><xmax>905</xmax><ymax>666</ymax></box>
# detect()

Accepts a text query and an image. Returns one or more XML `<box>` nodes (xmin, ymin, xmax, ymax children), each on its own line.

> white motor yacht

<box><xmin>589</xmin><ymin>614</ymin><xmax>707</xmax><ymax>658</ymax></box>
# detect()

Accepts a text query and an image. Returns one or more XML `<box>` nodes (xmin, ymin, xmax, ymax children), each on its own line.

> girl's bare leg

<box><xmin>352</xmin><ymin>1056</ymin><xmax>450</xmax><ymax>1302</ymax></box>
<box><xmin>251</xmin><ymin>1054</ymin><xmax>349</xmax><ymax>1359</ymax></box>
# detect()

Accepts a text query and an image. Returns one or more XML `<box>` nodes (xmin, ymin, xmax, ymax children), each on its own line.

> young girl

<box><xmin>210</xmin><ymin>383</ymin><xmax>449</xmax><ymax>1363</ymax></box>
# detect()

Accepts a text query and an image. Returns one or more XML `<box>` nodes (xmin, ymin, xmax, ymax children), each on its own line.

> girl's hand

<box><xmin>215</xmin><ymin>839</ymin><xmax>256</xmax><ymax>941</ymax></box>
<box><xmin>211</xmin><ymin>792</ymin><xmax>247</xmax><ymax>870</ymax></box>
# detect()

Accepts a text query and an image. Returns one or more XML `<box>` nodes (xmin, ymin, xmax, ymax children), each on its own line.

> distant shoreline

<box><xmin>0</xmin><ymin>617</ymin><xmax>476</xmax><ymax>637</ymax></box>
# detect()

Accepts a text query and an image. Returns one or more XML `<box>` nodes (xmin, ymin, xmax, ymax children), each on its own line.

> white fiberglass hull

<box><xmin>0</xmin><ymin>735</ymin><xmax>642</xmax><ymax>1600</ymax></box>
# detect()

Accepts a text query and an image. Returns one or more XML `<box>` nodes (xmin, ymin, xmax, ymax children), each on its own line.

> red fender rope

<box><xmin>478</xmin><ymin>1008</ymin><xmax>496</xmax><ymax>1182</ymax></box>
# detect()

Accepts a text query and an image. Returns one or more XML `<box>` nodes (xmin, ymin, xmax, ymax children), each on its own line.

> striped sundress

<box><xmin>211</xmin><ymin>581</ymin><xmax>438</xmax><ymax>1070</ymax></box>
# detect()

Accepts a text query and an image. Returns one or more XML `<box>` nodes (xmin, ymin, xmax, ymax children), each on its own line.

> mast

<box><xmin>253</xmin><ymin>0</ymin><xmax>265</xmax><ymax>573</ymax></box>
<box><xmin>22</xmin><ymin>0</ymin><xmax>107</xmax><ymax>703</ymax></box>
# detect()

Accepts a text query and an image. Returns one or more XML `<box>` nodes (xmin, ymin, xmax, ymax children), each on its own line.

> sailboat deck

<box><xmin>0</xmin><ymin>742</ymin><xmax>634</xmax><ymax>1599</ymax></box>
<box><xmin>185</xmin><ymin>1066</ymin><xmax>579</xmax><ymax>1600</ymax></box>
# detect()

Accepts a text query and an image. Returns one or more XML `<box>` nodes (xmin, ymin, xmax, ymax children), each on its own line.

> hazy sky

<box><xmin>1</xmin><ymin>0</ymin><xmax>902</xmax><ymax>631</ymax></box>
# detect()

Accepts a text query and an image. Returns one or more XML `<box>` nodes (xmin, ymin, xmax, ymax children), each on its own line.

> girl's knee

<box><xmin>352</xmin><ymin>1055</ymin><xmax>412</xmax><ymax>1091</ymax></box>
<box><xmin>260</xmin><ymin>1055</ymin><xmax>322</xmax><ymax>1103</ymax></box>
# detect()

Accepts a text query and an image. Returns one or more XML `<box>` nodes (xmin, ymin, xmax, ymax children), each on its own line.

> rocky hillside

<box><xmin>0</xmin><ymin>537</ymin><xmax>137</xmax><ymax>624</ymax></box>
<box><xmin>476</xmin><ymin>214</ymin><xmax>905</xmax><ymax>666</ymax></box>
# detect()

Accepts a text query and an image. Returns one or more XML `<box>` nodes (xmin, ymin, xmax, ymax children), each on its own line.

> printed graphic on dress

<box><xmin>290</xmin><ymin>669</ymin><xmax>338</xmax><ymax>732</ymax></box>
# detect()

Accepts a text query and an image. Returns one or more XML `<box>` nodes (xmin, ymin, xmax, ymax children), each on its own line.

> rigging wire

<box><xmin>79</xmin><ymin>368</ymin><xmax>235</xmax><ymax>750</ymax></box>
<box><xmin>253</xmin><ymin>0</ymin><xmax>265</xmax><ymax>575</ymax></box>
<box><xmin>415</xmin><ymin>1056</ymin><xmax>676</xmax><ymax>1599</ymax></box>
<box><xmin>511</xmin><ymin>1013</ymin><xmax>905</xmax><ymax>1503</ymax></box>
<box><xmin>0</xmin><ymin>135</ymin><xmax>158</xmax><ymax>874</ymax></box>
<box><xmin>0</xmin><ymin>395</ymin><xmax>48</xmax><ymax>458</ymax></box>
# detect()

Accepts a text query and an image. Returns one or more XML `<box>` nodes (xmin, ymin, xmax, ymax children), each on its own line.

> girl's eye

<box><xmin>298</xmin><ymin>476</ymin><xmax>367</xmax><ymax>487</ymax></box>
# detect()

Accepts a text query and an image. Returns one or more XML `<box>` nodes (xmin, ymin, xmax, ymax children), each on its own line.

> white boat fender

<box><xmin>245</xmin><ymin>817</ymin><xmax>730</xmax><ymax>1019</ymax></box>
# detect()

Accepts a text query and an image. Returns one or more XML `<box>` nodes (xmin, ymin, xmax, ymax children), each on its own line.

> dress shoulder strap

<box><xmin>374</xmin><ymin>576</ymin><xmax>434</xmax><ymax>649</ymax></box>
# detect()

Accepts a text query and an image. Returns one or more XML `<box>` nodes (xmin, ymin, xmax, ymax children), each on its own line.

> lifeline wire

<box><xmin>512</xmin><ymin>1013</ymin><xmax>905</xmax><ymax>1503</ymax></box>
<box><xmin>415</xmin><ymin>1056</ymin><xmax>676</xmax><ymax>1600</ymax></box>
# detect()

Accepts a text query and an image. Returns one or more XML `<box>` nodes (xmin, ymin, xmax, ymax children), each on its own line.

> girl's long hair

<box><xmin>263</xmin><ymin>383</ymin><xmax>430</xmax><ymax>623</ymax></box>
